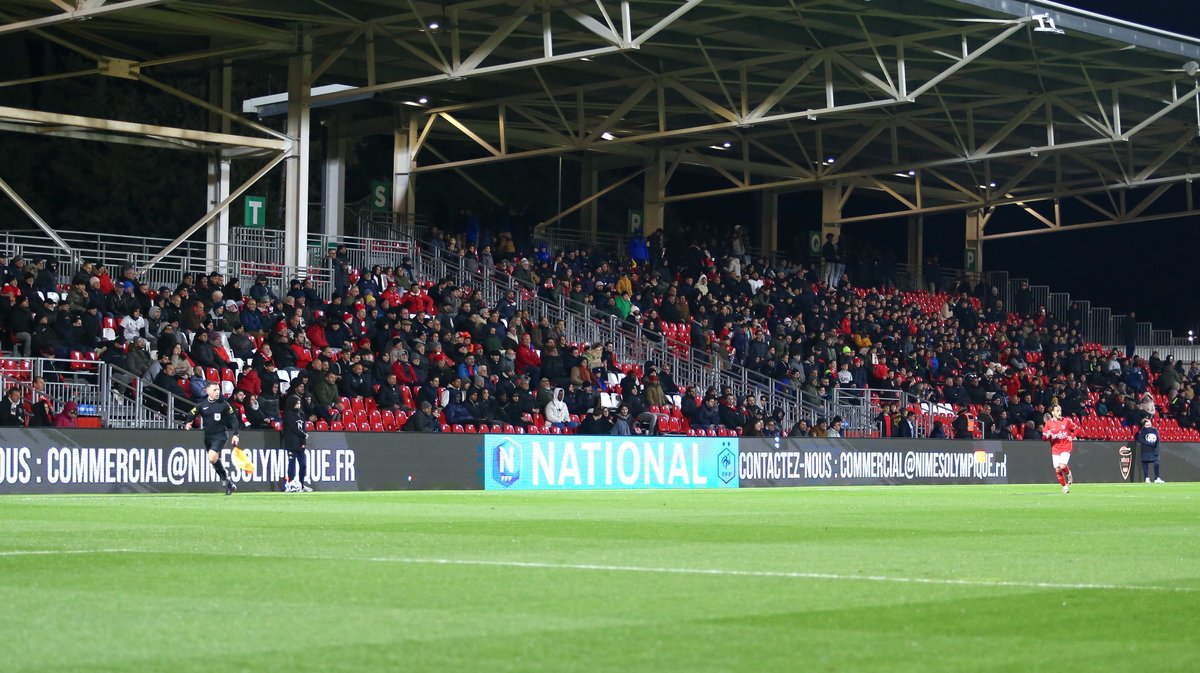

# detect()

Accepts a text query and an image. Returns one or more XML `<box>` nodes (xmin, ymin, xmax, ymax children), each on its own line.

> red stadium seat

<box><xmin>315</xmin><ymin>420</ymin><xmax>329</xmax><ymax>432</ymax></box>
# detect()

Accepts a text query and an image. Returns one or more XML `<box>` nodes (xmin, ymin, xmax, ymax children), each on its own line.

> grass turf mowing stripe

<box><xmin>3</xmin><ymin>547</ymin><xmax>1194</xmax><ymax>594</ymax></box>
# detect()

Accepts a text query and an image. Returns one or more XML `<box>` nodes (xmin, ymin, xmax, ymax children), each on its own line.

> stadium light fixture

<box><xmin>600</xmin><ymin>131</ymin><xmax>616</xmax><ymax>140</ymax></box>
<box><xmin>418</xmin><ymin>97</ymin><xmax>429</xmax><ymax>104</ymax></box>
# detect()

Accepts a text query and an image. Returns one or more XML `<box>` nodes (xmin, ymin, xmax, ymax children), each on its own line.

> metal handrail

<box><xmin>105</xmin><ymin>362</ymin><xmax>195</xmax><ymax>429</ymax></box>
<box><xmin>829</xmin><ymin>387</ymin><xmax>933</xmax><ymax>438</ymax></box>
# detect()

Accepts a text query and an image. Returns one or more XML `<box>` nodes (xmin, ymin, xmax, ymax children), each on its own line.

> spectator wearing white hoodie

<box><xmin>120</xmin><ymin>306</ymin><xmax>148</xmax><ymax>342</ymax></box>
<box><xmin>544</xmin><ymin>387</ymin><xmax>574</xmax><ymax>430</ymax></box>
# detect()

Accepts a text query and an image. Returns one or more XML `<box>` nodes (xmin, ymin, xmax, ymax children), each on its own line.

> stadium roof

<box><xmin>3</xmin><ymin>0</ymin><xmax>1200</xmax><ymax>241</ymax></box>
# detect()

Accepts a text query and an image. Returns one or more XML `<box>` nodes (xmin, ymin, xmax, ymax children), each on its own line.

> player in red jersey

<box><xmin>1042</xmin><ymin>404</ymin><xmax>1081</xmax><ymax>493</ymax></box>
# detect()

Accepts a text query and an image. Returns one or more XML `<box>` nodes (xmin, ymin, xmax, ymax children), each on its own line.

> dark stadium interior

<box><xmin>0</xmin><ymin>0</ymin><xmax>1199</xmax><ymax>440</ymax></box>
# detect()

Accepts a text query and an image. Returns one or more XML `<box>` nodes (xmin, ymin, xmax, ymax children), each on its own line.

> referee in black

<box><xmin>185</xmin><ymin>382</ymin><xmax>243</xmax><ymax>495</ymax></box>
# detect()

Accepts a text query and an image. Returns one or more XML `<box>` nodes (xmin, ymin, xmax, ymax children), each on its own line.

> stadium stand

<box><xmin>1</xmin><ymin>222</ymin><xmax>1198</xmax><ymax>443</ymax></box>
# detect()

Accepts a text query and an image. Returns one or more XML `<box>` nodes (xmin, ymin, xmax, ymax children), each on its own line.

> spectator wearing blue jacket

<box><xmin>442</xmin><ymin>379</ymin><xmax>474</xmax><ymax>425</ymax></box>
<box><xmin>240</xmin><ymin>299</ymin><xmax>265</xmax><ymax>334</ymax></box>
<box><xmin>628</xmin><ymin>228</ymin><xmax>649</xmax><ymax>265</ymax></box>
<box><xmin>457</xmin><ymin>354</ymin><xmax>479</xmax><ymax>383</ymax></box>
<box><xmin>691</xmin><ymin>396</ymin><xmax>722</xmax><ymax>429</ymax></box>
<box><xmin>248</xmin><ymin>276</ymin><xmax>276</xmax><ymax>304</ymax></box>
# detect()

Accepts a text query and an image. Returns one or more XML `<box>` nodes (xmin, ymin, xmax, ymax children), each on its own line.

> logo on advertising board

<box><xmin>483</xmin><ymin>435</ymin><xmax>738</xmax><ymax>491</ymax></box>
<box><xmin>718</xmin><ymin>444</ymin><xmax>736</xmax><ymax>484</ymax></box>
<box><xmin>492</xmin><ymin>438</ymin><xmax>522</xmax><ymax>488</ymax></box>
<box><xmin>1118</xmin><ymin>445</ymin><xmax>1133</xmax><ymax>481</ymax></box>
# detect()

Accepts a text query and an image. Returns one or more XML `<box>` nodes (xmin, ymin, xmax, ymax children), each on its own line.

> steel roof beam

<box><xmin>0</xmin><ymin>106</ymin><xmax>291</xmax><ymax>152</ymax></box>
<box><xmin>0</xmin><ymin>0</ymin><xmax>170</xmax><ymax>36</ymax></box>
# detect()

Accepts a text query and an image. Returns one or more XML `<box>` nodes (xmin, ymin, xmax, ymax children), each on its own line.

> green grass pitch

<box><xmin>1</xmin><ymin>484</ymin><xmax>1197</xmax><ymax>672</ymax></box>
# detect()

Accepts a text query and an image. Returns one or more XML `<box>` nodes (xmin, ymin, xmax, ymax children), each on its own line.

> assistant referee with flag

<box><xmin>185</xmin><ymin>382</ymin><xmax>243</xmax><ymax>496</ymax></box>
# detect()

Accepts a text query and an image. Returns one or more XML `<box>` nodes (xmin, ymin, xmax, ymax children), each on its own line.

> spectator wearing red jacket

<box><xmin>515</xmin><ymin>333</ymin><xmax>542</xmax><ymax>384</ymax></box>
<box><xmin>306</xmin><ymin>317</ymin><xmax>330</xmax><ymax>349</ymax></box>
<box><xmin>392</xmin><ymin>356</ymin><xmax>421</xmax><ymax>386</ymax></box>
<box><xmin>291</xmin><ymin>339</ymin><xmax>314</xmax><ymax>370</ymax></box>
<box><xmin>236</xmin><ymin>366</ymin><xmax>263</xmax><ymax>397</ymax></box>
<box><xmin>399</xmin><ymin>286</ymin><xmax>435</xmax><ymax>315</ymax></box>
<box><xmin>55</xmin><ymin>401</ymin><xmax>79</xmax><ymax>428</ymax></box>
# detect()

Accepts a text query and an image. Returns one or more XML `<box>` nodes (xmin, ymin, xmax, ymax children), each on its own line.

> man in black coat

<box><xmin>0</xmin><ymin>387</ymin><xmax>27</xmax><ymax>427</ymax></box>
<box><xmin>375</xmin><ymin>373</ymin><xmax>405</xmax><ymax>412</ymax></box>
<box><xmin>404</xmin><ymin>401</ymin><xmax>441</xmax><ymax>432</ymax></box>
<box><xmin>1122</xmin><ymin>312</ymin><xmax>1138</xmax><ymax>358</ymax></box>
<box><xmin>896</xmin><ymin>410</ymin><xmax>918</xmax><ymax>438</ymax></box>
<box><xmin>577</xmin><ymin>404</ymin><xmax>613</xmax><ymax>435</ymax></box>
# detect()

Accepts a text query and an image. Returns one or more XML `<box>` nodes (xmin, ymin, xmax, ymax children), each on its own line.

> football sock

<box><xmin>1055</xmin><ymin>468</ymin><xmax>1066</xmax><ymax>487</ymax></box>
<box><xmin>212</xmin><ymin>459</ymin><xmax>228</xmax><ymax>481</ymax></box>
<box><xmin>1061</xmin><ymin>466</ymin><xmax>1071</xmax><ymax>481</ymax></box>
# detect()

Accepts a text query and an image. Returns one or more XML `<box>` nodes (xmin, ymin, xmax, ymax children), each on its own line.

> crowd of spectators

<box><xmin>1</xmin><ymin>222</ymin><xmax>1198</xmax><ymax>441</ymax></box>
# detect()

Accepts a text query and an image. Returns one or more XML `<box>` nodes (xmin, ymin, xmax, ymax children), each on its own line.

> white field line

<box><xmin>0</xmin><ymin>549</ymin><xmax>134</xmax><ymax>557</ymax></box>
<box><xmin>1</xmin><ymin>548</ymin><xmax>1195</xmax><ymax>594</ymax></box>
